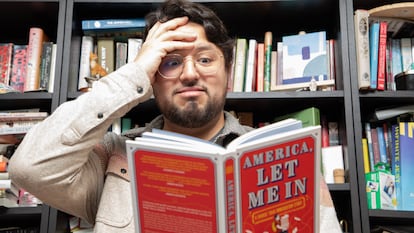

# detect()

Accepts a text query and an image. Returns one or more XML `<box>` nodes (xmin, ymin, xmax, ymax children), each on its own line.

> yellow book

<box><xmin>362</xmin><ymin>138</ymin><xmax>370</xmax><ymax>173</ymax></box>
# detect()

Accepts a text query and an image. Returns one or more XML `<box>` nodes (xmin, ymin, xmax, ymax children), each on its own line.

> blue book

<box><xmin>376</xmin><ymin>126</ymin><xmax>388</xmax><ymax>164</ymax></box>
<box><xmin>365</xmin><ymin>123</ymin><xmax>375</xmax><ymax>172</ymax></box>
<box><xmin>399</xmin><ymin>121</ymin><xmax>414</xmax><ymax>210</ymax></box>
<box><xmin>369</xmin><ymin>22</ymin><xmax>380</xmax><ymax>90</ymax></box>
<box><xmin>281</xmin><ymin>31</ymin><xmax>328</xmax><ymax>85</ymax></box>
<box><xmin>391</xmin><ymin>39</ymin><xmax>403</xmax><ymax>78</ymax></box>
<box><xmin>391</xmin><ymin>124</ymin><xmax>402</xmax><ymax>210</ymax></box>
<box><xmin>82</xmin><ymin>18</ymin><xmax>145</xmax><ymax>30</ymax></box>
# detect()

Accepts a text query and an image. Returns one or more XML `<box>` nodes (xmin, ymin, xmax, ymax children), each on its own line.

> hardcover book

<box><xmin>78</xmin><ymin>36</ymin><xmax>94</xmax><ymax>91</ymax></box>
<box><xmin>126</xmin><ymin>119</ymin><xmax>321</xmax><ymax>232</ymax></box>
<box><xmin>281</xmin><ymin>31</ymin><xmax>329</xmax><ymax>89</ymax></box>
<box><xmin>0</xmin><ymin>43</ymin><xmax>13</xmax><ymax>85</ymax></box>
<box><xmin>82</xmin><ymin>18</ymin><xmax>145</xmax><ymax>30</ymax></box>
<box><xmin>9</xmin><ymin>45</ymin><xmax>28</xmax><ymax>93</ymax></box>
<box><xmin>354</xmin><ymin>9</ymin><xmax>371</xmax><ymax>90</ymax></box>
<box><xmin>398</xmin><ymin>121</ymin><xmax>414</xmax><ymax>210</ymax></box>
<box><xmin>25</xmin><ymin>27</ymin><xmax>49</xmax><ymax>92</ymax></box>
<box><xmin>369</xmin><ymin>22</ymin><xmax>380</xmax><ymax>90</ymax></box>
<box><xmin>232</xmin><ymin>38</ymin><xmax>248</xmax><ymax>92</ymax></box>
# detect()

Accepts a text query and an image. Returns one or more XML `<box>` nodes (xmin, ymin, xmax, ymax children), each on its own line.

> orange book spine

<box><xmin>25</xmin><ymin>27</ymin><xmax>48</xmax><ymax>92</ymax></box>
<box><xmin>255</xmin><ymin>43</ymin><xmax>264</xmax><ymax>92</ymax></box>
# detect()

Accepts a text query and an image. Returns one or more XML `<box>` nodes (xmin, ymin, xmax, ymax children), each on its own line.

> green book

<box><xmin>274</xmin><ymin>107</ymin><xmax>320</xmax><ymax>127</ymax></box>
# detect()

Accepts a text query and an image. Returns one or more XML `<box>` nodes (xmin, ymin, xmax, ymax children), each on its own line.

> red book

<box><xmin>127</xmin><ymin>119</ymin><xmax>321</xmax><ymax>232</ymax></box>
<box><xmin>9</xmin><ymin>45</ymin><xmax>28</xmax><ymax>92</ymax></box>
<box><xmin>0</xmin><ymin>43</ymin><xmax>13</xmax><ymax>85</ymax></box>
<box><xmin>377</xmin><ymin>21</ymin><xmax>387</xmax><ymax>91</ymax></box>
<box><xmin>24</xmin><ymin>27</ymin><xmax>49</xmax><ymax>92</ymax></box>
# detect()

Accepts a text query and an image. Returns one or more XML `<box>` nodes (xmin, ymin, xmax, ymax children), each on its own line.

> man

<box><xmin>9</xmin><ymin>0</ymin><xmax>342</xmax><ymax>232</ymax></box>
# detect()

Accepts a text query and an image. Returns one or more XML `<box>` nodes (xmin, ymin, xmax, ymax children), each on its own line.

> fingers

<box><xmin>146</xmin><ymin>16</ymin><xmax>189</xmax><ymax>39</ymax></box>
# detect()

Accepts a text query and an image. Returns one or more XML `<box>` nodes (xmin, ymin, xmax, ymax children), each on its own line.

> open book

<box><xmin>126</xmin><ymin>118</ymin><xmax>321</xmax><ymax>233</ymax></box>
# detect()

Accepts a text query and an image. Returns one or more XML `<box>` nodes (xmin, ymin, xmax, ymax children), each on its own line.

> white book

<box><xmin>127</xmin><ymin>38</ymin><xmax>143</xmax><ymax>63</ymax></box>
<box><xmin>321</xmin><ymin>145</ymin><xmax>344</xmax><ymax>184</ymax></box>
<box><xmin>78</xmin><ymin>36</ymin><xmax>94</xmax><ymax>91</ymax></box>
<box><xmin>400</xmin><ymin>38</ymin><xmax>412</xmax><ymax>71</ymax></box>
<box><xmin>48</xmin><ymin>43</ymin><xmax>57</xmax><ymax>93</ymax></box>
<box><xmin>244</xmin><ymin>39</ymin><xmax>257</xmax><ymax>92</ymax></box>
<box><xmin>232</xmin><ymin>38</ymin><xmax>248</xmax><ymax>92</ymax></box>
<box><xmin>354</xmin><ymin>9</ymin><xmax>371</xmax><ymax>89</ymax></box>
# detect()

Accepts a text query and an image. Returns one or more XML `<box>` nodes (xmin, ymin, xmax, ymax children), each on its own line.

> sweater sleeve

<box><xmin>8</xmin><ymin>62</ymin><xmax>152</xmax><ymax>224</ymax></box>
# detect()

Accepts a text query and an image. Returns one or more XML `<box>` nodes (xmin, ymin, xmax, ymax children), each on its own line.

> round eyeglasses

<box><xmin>157</xmin><ymin>50</ymin><xmax>223</xmax><ymax>79</ymax></box>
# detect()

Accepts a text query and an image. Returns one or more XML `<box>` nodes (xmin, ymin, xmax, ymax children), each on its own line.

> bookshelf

<box><xmin>0</xmin><ymin>0</ymin><xmax>66</xmax><ymax>232</ymax></box>
<box><xmin>0</xmin><ymin>0</ymin><xmax>375</xmax><ymax>232</ymax></box>
<box><xmin>349</xmin><ymin>0</ymin><xmax>414</xmax><ymax>232</ymax></box>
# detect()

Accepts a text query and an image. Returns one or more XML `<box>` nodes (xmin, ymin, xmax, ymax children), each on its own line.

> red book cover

<box><xmin>10</xmin><ymin>45</ymin><xmax>28</xmax><ymax>92</ymax></box>
<box><xmin>127</xmin><ymin>119</ymin><xmax>320</xmax><ymax>232</ymax></box>
<box><xmin>377</xmin><ymin>21</ymin><xmax>387</xmax><ymax>91</ymax></box>
<box><xmin>0</xmin><ymin>43</ymin><xmax>13</xmax><ymax>85</ymax></box>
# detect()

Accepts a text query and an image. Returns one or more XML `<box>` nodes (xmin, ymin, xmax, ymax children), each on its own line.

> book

<box><xmin>244</xmin><ymin>39</ymin><xmax>257</xmax><ymax>92</ymax></box>
<box><xmin>48</xmin><ymin>43</ymin><xmax>57</xmax><ymax>93</ymax></box>
<box><xmin>9</xmin><ymin>45</ymin><xmax>28</xmax><ymax>93</ymax></box>
<box><xmin>97</xmin><ymin>38</ymin><xmax>115</xmax><ymax>74</ymax></box>
<box><xmin>82</xmin><ymin>18</ymin><xmax>145</xmax><ymax>30</ymax></box>
<box><xmin>0</xmin><ymin>111</ymin><xmax>48</xmax><ymax>122</ymax></box>
<box><xmin>273</xmin><ymin>107</ymin><xmax>320</xmax><ymax>128</ymax></box>
<box><xmin>255</xmin><ymin>43</ymin><xmax>265</xmax><ymax>92</ymax></box>
<box><xmin>398</xmin><ymin>121</ymin><xmax>414</xmax><ymax>210</ymax></box>
<box><xmin>391</xmin><ymin>39</ymin><xmax>403</xmax><ymax>87</ymax></box>
<box><xmin>369</xmin><ymin>22</ymin><xmax>380</xmax><ymax>90</ymax></box>
<box><xmin>376</xmin><ymin>21</ymin><xmax>387</xmax><ymax>91</ymax></box>
<box><xmin>362</xmin><ymin>138</ymin><xmax>371</xmax><ymax>173</ymax></box>
<box><xmin>127</xmin><ymin>38</ymin><xmax>143</xmax><ymax>63</ymax></box>
<box><xmin>126</xmin><ymin>119</ymin><xmax>321</xmax><ymax>232</ymax></box>
<box><xmin>281</xmin><ymin>31</ymin><xmax>329</xmax><ymax>88</ymax></box>
<box><xmin>39</xmin><ymin>41</ymin><xmax>54</xmax><ymax>91</ymax></box>
<box><xmin>264</xmin><ymin>31</ymin><xmax>273</xmax><ymax>92</ymax></box>
<box><xmin>115</xmin><ymin>42</ymin><xmax>128</xmax><ymax>70</ymax></box>
<box><xmin>390</xmin><ymin>123</ymin><xmax>401</xmax><ymax>210</ymax></box>
<box><xmin>78</xmin><ymin>36</ymin><xmax>94</xmax><ymax>91</ymax></box>
<box><xmin>232</xmin><ymin>38</ymin><xmax>248</xmax><ymax>92</ymax></box>
<box><xmin>400</xmin><ymin>38</ymin><xmax>412</xmax><ymax>72</ymax></box>
<box><xmin>321</xmin><ymin>145</ymin><xmax>344</xmax><ymax>184</ymax></box>
<box><xmin>0</xmin><ymin>43</ymin><xmax>13</xmax><ymax>85</ymax></box>
<box><xmin>0</xmin><ymin>120</ymin><xmax>43</xmax><ymax>136</ymax></box>
<box><xmin>270</xmin><ymin>51</ymin><xmax>278</xmax><ymax>91</ymax></box>
<box><xmin>25</xmin><ymin>27</ymin><xmax>49</xmax><ymax>92</ymax></box>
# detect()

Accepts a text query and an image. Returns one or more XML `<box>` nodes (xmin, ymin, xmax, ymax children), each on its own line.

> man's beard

<box><xmin>157</xmin><ymin>96</ymin><xmax>225</xmax><ymax>128</ymax></box>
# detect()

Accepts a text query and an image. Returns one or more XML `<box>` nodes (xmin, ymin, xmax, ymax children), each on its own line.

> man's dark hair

<box><xmin>145</xmin><ymin>0</ymin><xmax>234</xmax><ymax>72</ymax></box>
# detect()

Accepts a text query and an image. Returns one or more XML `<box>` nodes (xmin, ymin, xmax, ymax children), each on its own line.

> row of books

<box><xmin>354</xmin><ymin>4</ymin><xmax>414</xmax><ymax>91</ymax></box>
<box><xmin>229</xmin><ymin>31</ymin><xmax>337</xmax><ymax>93</ymax></box>
<box><xmin>362</xmin><ymin>106</ymin><xmax>414</xmax><ymax>211</ymax></box>
<box><xmin>77</xmin><ymin>18</ymin><xmax>145</xmax><ymax>92</ymax></box>
<box><xmin>0</xmin><ymin>27</ymin><xmax>56</xmax><ymax>93</ymax></box>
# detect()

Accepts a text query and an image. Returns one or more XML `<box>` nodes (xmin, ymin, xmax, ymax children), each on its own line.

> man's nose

<box><xmin>179</xmin><ymin>58</ymin><xmax>199</xmax><ymax>81</ymax></box>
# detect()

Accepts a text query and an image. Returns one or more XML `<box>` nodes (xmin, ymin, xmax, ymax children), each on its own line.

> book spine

<box><xmin>9</xmin><ymin>45</ymin><xmax>28</xmax><ymax>92</ymax></box>
<box><xmin>25</xmin><ymin>27</ymin><xmax>47</xmax><ymax>92</ymax></box>
<box><xmin>370</xmin><ymin>127</ymin><xmax>381</xmax><ymax>168</ymax></box>
<box><xmin>255</xmin><ymin>43</ymin><xmax>264</xmax><ymax>92</ymax></box>
<box><xmin>39</xmin><ymin>41</ymin><xmax>54</xmax><ymax>90</ymax></box>
<box><xmin>78</xmin><ymin>36</ymin><xmax>94</xmax><ymax>91</ymax></box>
<box><xmin>377</xmin><ymin>21</ymin><xmax>387</xmax><ymax>91</ymax></box>
<box><xmin>365</xmin><ymin>123</ymin><xmax>375</xmax><ymax>172</ymax></box>
<box><xmin>48</xmin><ymin>43</ymin><xmax>57</xmax><ymax>93</ymax></box>
<box><xmin>400</xmin><ymin>38</ymin><xmax>412</xmax><ymax>72</ymax></box>
<box><xmin>376</xmin><ymin>126</ymin><xmax>388</xmax><ymax>164</ymax></box>
<box><xmin>115</xmin><ymin>42</ymin><xmax>128</xmax><ymax>70</ymax></box>
<box><xmin>269</xmin><ymin>51</ymin><xmax>278</xmax><ymax>91</ymax></box>
<box><xmin>264</xmin><ymin>31</ymin><xmax>272</xmax><ymax>92</ymax></box>
<box><xmin>391</xmin><ymin>123</ymin><xmax>401</xmax><ymax>210</ymax></box>
<box><xmin>232</xmin><ymin>38</ymin><xmax>247</xmax><ymax>92</ymax></box>
<box><xmin>97</xmin><ymin>38</ymin><xmax>115</xmax><ymax>74</ymax></box>
<box><xmin>81</xmin><ymin>18</ymin><xmax>145</xmax><ymax>30</ymax></box>
<box><xmin>0</xmin><ymin>43</ymin><xmax>13</xmax><ymax>85</ymax></box>
<box><xmin>399</xmin><ymin>122</ymin><xmax>414</xmax><ymax>210</ymax></box>
<box><xmin>127</xmin><ymin>38</ymin><xmax>143</xmax><ymax>63</ymax></box>
<box><xmin>244</xmin><ymin>39</ymin><xmax>257</xmax><ymax>92</ymax></box>
<box><xmin>369</xmin><ymin>22</ymin><xmax>379</xmax><ymax>90</ymax></box>
<box><xmin>0</xmin><ymin>120</ymin><xmax>42</xmax><ymax>135</ymax></box>
<box><xmin>362</xmin><ymin>138</ymin><xmax>370</xmax><ymax>173</ymax></box>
